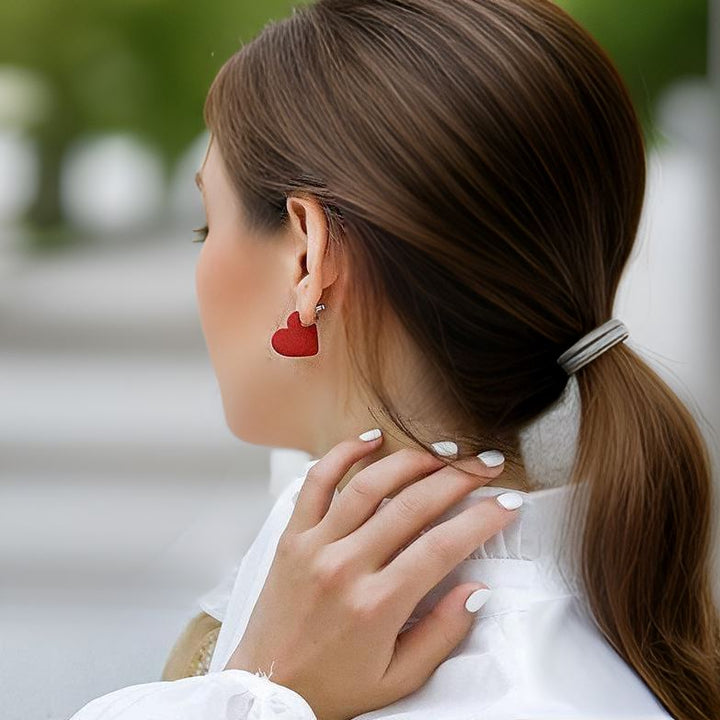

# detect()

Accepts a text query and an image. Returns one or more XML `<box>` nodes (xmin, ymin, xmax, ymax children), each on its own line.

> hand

<box><xmin>224</xmin><ymin>432</ymin><xmax>519</xmax><ymax>720</ymax></box>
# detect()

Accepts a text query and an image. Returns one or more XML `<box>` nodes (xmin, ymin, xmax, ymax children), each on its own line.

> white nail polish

<box><xmin>359</xmin><ymin>428</ymin><xmax>382</xmax><ymax>441</ymax></box>
<box><xmin>477</xmin><ymin>449</ymin><xmax>505</xmax><ymax>467</ymax></box>
<box><xmin>496</xmin><ymin>492</ymin><xmax>523</xmax><ymax>510</ymax></box>
<box><xmin>465</xmin><ymin>587</ymin><xmax>492</xmax><ymax>613</ymax></box>
<box><xmin>431</xmin><ymin>440</ymin><xmax>458</xmax><ymax>457</ymax></box>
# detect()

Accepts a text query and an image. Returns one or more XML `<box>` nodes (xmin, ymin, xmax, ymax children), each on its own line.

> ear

<box><xmin>286</xmin><ymin>194</ymin><xmax>340</xmax><ymax>327</ymax></box>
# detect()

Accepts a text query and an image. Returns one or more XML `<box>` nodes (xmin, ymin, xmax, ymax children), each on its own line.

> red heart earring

<box><xmin>271</xmin><ymin>304</ymin><xmax>326</xmax><ymax>357</ymax></box>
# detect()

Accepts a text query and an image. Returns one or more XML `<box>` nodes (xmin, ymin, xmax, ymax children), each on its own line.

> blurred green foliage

<box><xmin>557</xmin><ymin>0</ymin><xmax>708</xmax><ymax>145</ymax></box>
<box><xmin>0</xmin><ymin>0</ymin><xmax>708</xmax><ymax>242</ymax></box>
<box><xmin>1</xmin><ymin>0</ymin><xmax>297</xmax><ymax>159</ymax></box>
<box><xmin>0</xmin><ymin>0</ymin><xmax>296</xmax><ymax>241</ymax></box>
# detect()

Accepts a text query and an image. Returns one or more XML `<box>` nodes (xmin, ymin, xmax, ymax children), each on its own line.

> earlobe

<box><xmin>297</xmin><ymin>278</ymin><xmax>317</xmax><ymax>327</ymax></box>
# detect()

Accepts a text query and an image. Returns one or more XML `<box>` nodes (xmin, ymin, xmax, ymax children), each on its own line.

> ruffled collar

<box><xmin>290</xmin><ymin>460</ymin><xmax>590</xmax><ymax>600</ymax></box>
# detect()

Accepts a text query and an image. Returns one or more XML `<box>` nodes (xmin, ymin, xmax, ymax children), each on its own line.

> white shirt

<box><xmin>70</xmin><ymin>458</ymin><xmax>673</xmax><ymax>720</ymax></box>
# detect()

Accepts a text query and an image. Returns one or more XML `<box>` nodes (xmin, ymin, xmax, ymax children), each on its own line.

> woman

<box><xmin>70</xmin><ymin>0</ymin><xmax>720</xmax><ymax>718</ymax></box>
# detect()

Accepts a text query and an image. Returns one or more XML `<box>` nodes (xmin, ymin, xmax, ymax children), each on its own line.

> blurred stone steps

<box><xmin>0</xmin><ymin>233</ymin><xmax>284</xmax><ymax>597</ymax></box>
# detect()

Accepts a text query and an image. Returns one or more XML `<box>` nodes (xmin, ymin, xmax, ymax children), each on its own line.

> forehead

<box><xmin>201</xmin><ymin>134</ymin><xmax>214</xmax><ymax>169</ymax></box>
<box><xmin>196</xmin><ymin>137</ymin><xmax>244</xmax><ymax>216</ymax></box>
<box><xmin>198</xmin><ymin>136</ymin><xmax>232</xmax><ymax>190</ymax></box>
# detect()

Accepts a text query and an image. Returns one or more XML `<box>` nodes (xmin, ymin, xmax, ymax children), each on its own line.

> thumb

<box><xmin>386</xmin><ymin>584</ymin><xmax>491</xmax><ymax>692</ymax></box>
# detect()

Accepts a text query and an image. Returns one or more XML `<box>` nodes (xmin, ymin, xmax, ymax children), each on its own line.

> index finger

<box><xmin>284</xmin><ymin>430</ymin><xmax>384</xmax><ymax>535</ymax></box>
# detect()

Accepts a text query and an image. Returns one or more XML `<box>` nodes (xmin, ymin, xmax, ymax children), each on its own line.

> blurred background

<box><xmin>0</xmin><ymin>1</ymin><xmax>718</xmax><ymax>718</ymax></box>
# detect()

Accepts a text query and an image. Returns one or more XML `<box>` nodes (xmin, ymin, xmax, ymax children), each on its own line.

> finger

<box><xmin>384</xmin><ymin>583</ymin><xmax>491</xmax><ymax>694</ymax></box>
<box><xmin>315</xmin><ymin>446</ymin><xmax>505</xmax><ymax>545</ymax></box>
<box><xmin>453</xmin><ymin>449</ymin><xmax>506</xmax><ymax>477</ymax></box>
<box><xmin>284</xmin><ymin>429</ymin><xmax>384</xmax><ymax>535</ymax></box>
<box><xmin>313</xmin><ymin>447</ymin><xmax>447</xmax><ymax>544</ymax></box>
<box><xmin>379</xmin><ymin>493</ymin><xmax>522</xmax><ymax>612</ymax></box>
<box><xmin>318</xmin><ymin>443</ymin><xmax>505</xmax><ymax>543</ymax></box>
<box><xmin>337</xmin><ymin>454</ymin><xmax>507</xmax><ymax>569</ymax></box>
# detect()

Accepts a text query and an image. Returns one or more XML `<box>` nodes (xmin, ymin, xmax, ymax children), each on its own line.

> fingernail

<box><xmin>431</xmin><ymin>440</ymin><xmax>458</xmax><ymax>457</ymax></box>
<box><xmin>477</xmin><ymin>449</ymin><xmax>504</xmax><ymax>467</ymax></box>
<box><xmin>359</xmin><ymin>428</ymin><xmax>382</xmax><ymax>441</ymax></box>
<box><xmin>465</xmin><ymin>587</ymin><xmax>492</xmax><ymax>613</ymax></box>
<box><xmin>496</xmin><ymin>492</ymin><xmax>523</xmax><ymax>510</ymax></box>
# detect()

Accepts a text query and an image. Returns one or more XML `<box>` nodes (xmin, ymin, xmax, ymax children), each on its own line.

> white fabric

<box><xmin>68</xmin><ymin>466</ymin><xmax>320</xmax><ymax>720</ymax></box>
<box><xmin>269</xmin><ymin>447</ymin><xmax>314</xmax><ymax>499</ymax></box>
<box><xmin>70</xmin><ymin>376</ymin><xmax>672</xmax><ymax>718</ymax></box>
<box><xmin>200</xmin><ymin>469</ymin><xmax>672</xmax><ymax>719</ymax></box>
<box><xmin>517</xmin><ymin>373</ymin><xmax>583</xmax><ymax>490</ymax></box>
<box><xmin>68</xmin><ymin>666</ymin><xmax>317</xmax><ymax>719</ymax></box>
<box><xmin>199</xmin><ymin>375</ymin><xmax>585</xmax><ymax>624</ymax></box>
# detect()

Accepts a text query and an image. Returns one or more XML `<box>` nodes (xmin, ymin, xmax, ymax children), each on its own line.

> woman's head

<box><xmin>196</xmin><ymin>1</ymin><xmax>719</xmax><ymax>716</ymax></box>
<box><xmin>195</xmin><ymin>127</ymin><xmax>479</xmax><ymax>456</ymax></box>
<box><xmin>197</xmin><ymin>0</ymin><xmax>644</xmax><ymax>455</ymax></box>
<box><xmin>194</xmin><ymin>135</ymin><xmax>349</xmax><ymax>449</ymax></box>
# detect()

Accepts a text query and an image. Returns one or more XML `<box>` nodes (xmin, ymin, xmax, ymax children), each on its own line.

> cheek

<box><xmin>194</xmin><ymin>234</ymin><xmax>289</xmax><ymax>437</ymax></box>
<box><xmin>195</xmin><ymin>238</ymin><xmax>239</xmax><ymax>354</ymax></box>
<box><xmin>195</xmin><ymin>235</ymin><xmax>266</xmax><ymax>365</ymax></box>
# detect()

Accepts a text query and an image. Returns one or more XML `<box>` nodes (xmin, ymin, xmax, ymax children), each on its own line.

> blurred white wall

<box><xmin>617</xmin><ymin>79</ymin><xmax>720</xmax><ymax>472</ymax></box>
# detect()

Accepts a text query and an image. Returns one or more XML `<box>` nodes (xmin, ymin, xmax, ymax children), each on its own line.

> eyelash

<box><xmin>192</xmin><ymin>224</ymin><xmax>209</xmax><ymax>243</ymax></box>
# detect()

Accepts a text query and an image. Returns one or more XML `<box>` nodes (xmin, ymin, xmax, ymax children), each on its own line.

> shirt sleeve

<box><xmin>197</xmin><ymin>560</ymin><xmax>241</xmax><ymax>623</ymax></box>
<box><xmin>68</xmin><ymin>669</ymin><xmax>318</xmax><ymax>720</ymax></box>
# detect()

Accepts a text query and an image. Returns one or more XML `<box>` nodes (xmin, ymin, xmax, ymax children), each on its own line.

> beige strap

<box><xmin>161</xmin><ymin>611</ymin><xmax>222</xmax><ymax>681</ymax></box>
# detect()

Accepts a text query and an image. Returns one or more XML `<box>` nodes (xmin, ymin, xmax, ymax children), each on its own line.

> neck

<box><xmin>306</xmin><ymin>343</ymin><xmax>532</xmax><ymax>495</ymax></box>
<box><xmin>313</xmin><ymin>422</ymin><xmax>531</xmax><ymax>497</ymax></box>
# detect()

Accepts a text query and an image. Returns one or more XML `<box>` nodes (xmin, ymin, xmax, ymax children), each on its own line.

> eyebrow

<box><xmin>195</xmin><ymin>170</ymin><xmax>204</xmax><ymax>191</ymax></box>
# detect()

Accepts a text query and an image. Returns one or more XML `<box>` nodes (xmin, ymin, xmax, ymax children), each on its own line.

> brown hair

<box><xmin>203</xmin><ymin>0</ymin><xmax>719</xmax><ymax>716</ymax></box>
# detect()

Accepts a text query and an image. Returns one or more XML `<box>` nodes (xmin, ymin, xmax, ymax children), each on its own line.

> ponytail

<box><xmin>565</xmin><ymin>342</ymin><xmax>720</xmax><ymax>718</ymax></box>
